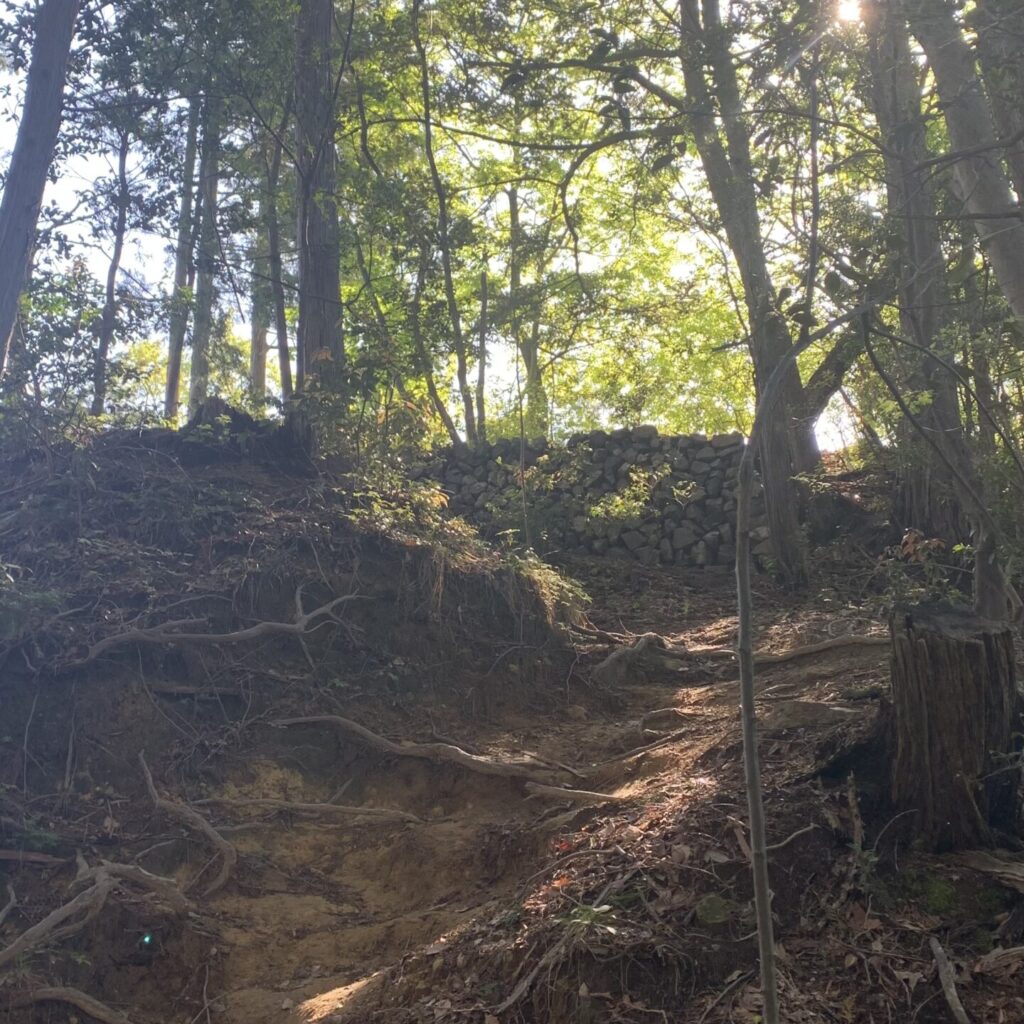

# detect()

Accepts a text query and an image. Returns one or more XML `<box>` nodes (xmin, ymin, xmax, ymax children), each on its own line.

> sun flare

<box><xmin>837</xmin><ymin>0</ymin><xmax>861</xmax><ymax>22</ymax></box>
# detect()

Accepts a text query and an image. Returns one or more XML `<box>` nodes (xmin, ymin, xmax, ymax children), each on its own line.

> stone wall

<box><xmin>421</xmin><ymin>426</ymin><xmax>771</xmax><ymax>569</ymax></box>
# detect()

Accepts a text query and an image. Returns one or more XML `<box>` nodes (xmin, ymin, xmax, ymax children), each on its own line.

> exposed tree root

<box><xmin>196</xmin><ymin>796</ymin><xmax>422</xmax><ymax>825</ymax></box>
<box><xmin>591</xmin><ymin>633</ymin><xmax>670</xmax><ymax>686</ymax></box>
<box><xmin>0</xmin><ymin>849</ymin><xmax>68</xmax><ymax>865</ymax></box>
<box><xmin>0</xmin><ymin>873</ymin><xmax>113</xmax><ymax>970</ymax></box>
<box><xmin>4</xmin><ymin>986</ymin><xmax>133</xmax><ymax>1024</ymax></box>
<box><xmin>930</xmin><ymin>937</ymin><xmax>972</xmax><ymax>1024</ymax></box>
<box><xmin>697</xmin><ymin>634</ymin><xmax>889</xmax><ymax>665</ymax></box>
<box><xmin>66</xmin><ymin>594</ymin><xmax>365</xmax><ymax>668</ymax></box>
<box><xmin>271</xmin><ymin>715</ymin><xmax>564</xmax><ymax>783</ymax></box>
<box><xmin>73</xmin><ymin>861</ymin><xmax>191</xmax><ymax>913</ymax></box>
<box><xmin>524</xmin><ymin>782</ymin><xmax>625</xmax><ymax>805</ymax></box>
<box><xmin>139</xmin><ymin>752</ymin><xmax>237</xmax><ymax>898</ymax></box>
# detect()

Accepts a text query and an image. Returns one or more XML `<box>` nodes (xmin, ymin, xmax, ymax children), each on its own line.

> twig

<box><xmin>4</xmin><ymin>987</ymin><xmax>133</xmax><ymax>1024</ymax></box>
<box><xmin>194</xmin><ymin>796</ymin><xmax>422</xmax><ymax>824</ymax></box>
<box><xmin>698</xmin><ymin>969</ymin><xmax>756</xmax><ymax>1023</ymax></box>
<box><xmin>929</xmin><ymin>937</ymin><xmax>972</xmax><ymax>1024</ymax></box>
<box><xmin>138</xmin><ymin>753</ymin><xmax>237</xmax><ymax>898</ymax></box>
<box><xmin>766</xmin><ymin>823</ymin><xmax>820</xmax><ymax>851</ymax></box>
<box><xmin>272</xmin><ymin>715</ymin><xmax>565</xmax><ymax>783</ymax></box>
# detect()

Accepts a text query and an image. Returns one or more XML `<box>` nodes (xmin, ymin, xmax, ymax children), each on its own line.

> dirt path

<box><xmin>189</xmin><ymin>558</ymin><xmax>890</xmax><ymax>1024</ymax></box>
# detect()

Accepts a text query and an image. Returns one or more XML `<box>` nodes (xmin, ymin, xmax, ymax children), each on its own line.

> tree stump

<box><xmin>888</xmin><ymin>604</ymin><xmax>1022</xmax><ymax>851</ymax></box>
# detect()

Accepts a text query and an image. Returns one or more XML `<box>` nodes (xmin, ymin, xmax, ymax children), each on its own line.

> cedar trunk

<box><xmin>888</xmin><ymin>605</ymin><xmax>1021</xmax><ymax>851</ymax></box>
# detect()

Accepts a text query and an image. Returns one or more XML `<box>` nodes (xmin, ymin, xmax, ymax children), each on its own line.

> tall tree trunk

<box><xmin>249</xmin><ymin>220</ymin><xmax>271</xmax><ymax>404</ymax></box>
<box><xmin>164</xmin><ymin>95</ymin><xmax>200</xmax><ymax>420</ymax></box>
<box><xmin>508</xmin><ymin>184</ymin><xmax>548</xmax><ymax>438</ymax></box>
<box><xmin>90</xmin><ymin>130</ymin><xmax>131</xmax><ymax>416</ymax></box>
<box><xmin>903</xmin><ymin>0</ymin><xmax>1024</xmax><ymax>318</ymax></box>
<box><xmin>294</xmin><ymin>0</ymin><xmax>344</xmax><ymax>396</ymax></box>
<box><xmin>866</xmin><ymin>0</ymin><xmax>1015</xmax><ymax>621</ymax></box>
<box><xmin>411</xmin><ymin>253</ymin><xmax>463</xmax><ymax>448</ymax></box>
<box><xmin>476</xmin><ymin>269</ymin><xmax>487</xmax><ymax>443</ymax></box>
<box><xmin>187</xmin><ymin>93</ymin><xmax>221</xmax><ymax>420</ymax></box>
<box><xmin>973</xmin><ymin>0</ymin><xmax>1024</xmax><ymax>202</ymax></box>
<box><xmin>0</xmin><ymin>0</ymin><xmax>80</xmax><ymax>378</ymax></box>
<box><xmin>264</xmin><ymin>138</ymin><xmax>293</xmax><ymax>401</ymax></box>
<box><xmin>411</xmin><ymin>0</ymin><xmax>476</xmax><ymax>445</ymax></box>
<box><xmin>678</xmin><ymin>0</ymin><xmax>809</xmax><ymax>585</ymax></box>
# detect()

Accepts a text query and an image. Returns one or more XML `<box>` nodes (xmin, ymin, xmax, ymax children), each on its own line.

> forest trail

<box><xmin>195</xmin><ymin>560</ymin><xmax>890</xmax><ymax>1024</ymax></box>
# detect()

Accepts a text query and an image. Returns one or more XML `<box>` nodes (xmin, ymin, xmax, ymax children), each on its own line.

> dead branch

<box><xmin>0</xmin><ymin>874</ymin><xmax>113</xmax><ymax>970</ymax></box>
<box><xmin>929</xmin><ymin>937</ymin><xmax>972</xmax><ymax>1024</ymax></box>
<box><xmin>195</xmin><ymin>796</ymin><xmax>422</xmax><ymax>825</ymax></box>
<box><xmin>524</xmin><ymin>782</ymin><xmax>625</xmax><ymax>805</ymax></box>
<box><xmin>5</xmin><ymin>987</ymin><xmax>133</xmax><ymax>1024</ymax></box>
<box><xmin>66</xmin><ymin>594</ymin><xmax>366</xmax><ymax>668</ymax></box>
<box><xmin>271</xmin><ymin>715</ymin><xmax>564</xmax><ymax>783</ymax></box>
<box><xmin>138</xmin><ymin>752</ymin><xmax>237</xmax><ymax>898</ymax></box>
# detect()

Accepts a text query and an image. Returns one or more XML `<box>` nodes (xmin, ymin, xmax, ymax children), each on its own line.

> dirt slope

<box><xmin>2</xmin><ymin>436</ymin><xmax>1023</xmax><ymax>1024</ymax></box>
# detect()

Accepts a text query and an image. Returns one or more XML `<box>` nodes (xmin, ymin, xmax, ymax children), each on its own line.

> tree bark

<box><xmin>187</xmin><ymin>92</ymin><xmax>221</xmax><ymax>420</ymax></box>
<box><xmin>294</xmin><ymin>0</ymin><xmax>344</xmax><ymax>395</ymax></box>
<box><xmin>888</xmin><ymin>604</ymin><xmax>1021</xmax><ymax>851</ymax></box>
<box><xmin>903</xmin><ymin>0</ymin><xmax>1024</xmax><ymax>318</ymax></box>
<box><xmin>164</xmin><ymin>95</ymin><xmax>200</xmax><ymax>420</ymax></box>
<box><xmin>0</xmin><ymin>0</ymin><xmax>80</xmax><ymax>378</ymax></box>
<box><xmin>90</xmin><ymin>130</ymin><xmax>131</xmax><ymax>416</ymax></box>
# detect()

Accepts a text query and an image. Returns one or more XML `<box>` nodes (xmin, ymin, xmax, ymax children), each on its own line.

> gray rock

<box><xmin>622</xmin><ymin>529</ymin><xmax>645</xmax><ymax>550</ymax></box>
<box><xmin>673</xmin><ymin>525</ymin><xmax>699</xmax><ymax>549</ymax></box>
<box><xmin>631</xmin><ymin>424</ymin><xmax>659</xmax><ymax>442</ymax></box>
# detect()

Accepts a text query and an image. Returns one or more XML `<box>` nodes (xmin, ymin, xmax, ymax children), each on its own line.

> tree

<box><xmin>0</xmin><ymin>0</ymin><xmax>80</xmax><ymax>380</ymax></box>
<box><xmin>293</xmin><ymin>0</ymin><xmax>345</xmax><ymax>396</ymax></box>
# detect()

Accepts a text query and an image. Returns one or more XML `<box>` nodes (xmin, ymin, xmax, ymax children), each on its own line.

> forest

<box><xmin>1</xmin><ymin>0</ymin><xmax>1024</xmax><ymax>1022</ymax></box>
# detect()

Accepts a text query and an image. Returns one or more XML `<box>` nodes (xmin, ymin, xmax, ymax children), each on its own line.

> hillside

<box><xmin>0</xmin><ymin>428</ymin><xmax>1022</xmax><ymax>1023</ymax></box>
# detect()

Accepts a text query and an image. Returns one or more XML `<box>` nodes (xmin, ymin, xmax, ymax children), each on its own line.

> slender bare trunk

<box><xmin>249</xmin><ymin>220</ymin><xmax>271</xmax><ymax>404</ymax></box>
<box><xmin>187</xmin><ymin>93</ymin><xmax>221</xmax><ymax>420</ymax></box>
<box><xmin>411</xmin><ymin>0</ymin><xmax>476</xmax><ymax>444</ymax></box>
<box><xmin>164</xmin><ymin>95</ymin><xmax>200</xmax><ymax>420</ymax></box>
<box><xmin>264</xmin><ymin>138</ymin><xmax>293</xmax><ymax>400</ymax></box>
<box><xmin>0</xmin><ymin>0</ymin><xmax>80</xmax><ymax>378</ymax></box>
<box><xmin>91</xmin><ymin>130</ymin><xmax>131</xmax><ymax>416</ymax></box>
<box><xmin>410</xmin><ymin>255</ymin><xmax>462</xmax><ymax>448</ymax></box>
<box><xmin>476</xmin><ymin>269</ymin><xmax>487</xmax><ymax>442</ymax></box>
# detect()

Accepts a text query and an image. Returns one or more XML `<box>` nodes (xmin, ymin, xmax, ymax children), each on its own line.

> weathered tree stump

<box><xmin>888</xmin><ymin>604</ymin><xmax>1022</xmax><ymax>850</ymax></box>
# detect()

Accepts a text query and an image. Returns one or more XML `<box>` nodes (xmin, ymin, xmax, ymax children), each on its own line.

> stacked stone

<box><xmin>429</xmin><ymin>425</ymin><xmax>770</xmax><ymax>569</ymax></box>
